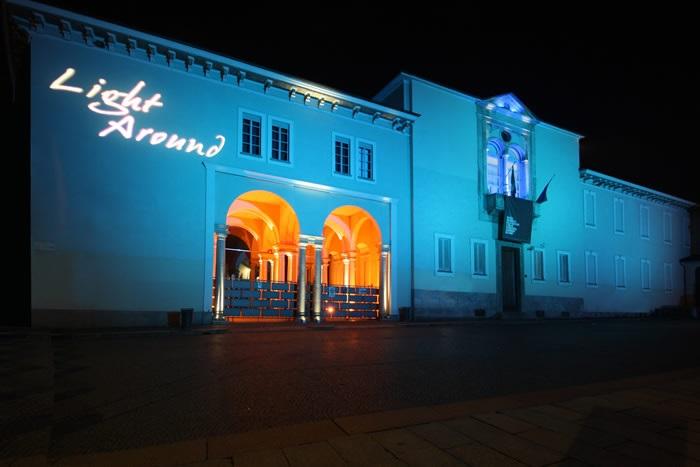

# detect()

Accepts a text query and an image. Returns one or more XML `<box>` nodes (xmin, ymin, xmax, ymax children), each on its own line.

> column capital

<box><xmin>300</xmin><ymin>234</ymin><xmax>324</xmax><ymax>247</ymax></box>
<box><xmin>215</xmin><ymin>223</ymin><xmax>229</xmax><ymax>237</ymax></box>
<box><xmin>382</xmin><ymin>244</ymin><xmax>391</xmax><ymax>254</ymax></box>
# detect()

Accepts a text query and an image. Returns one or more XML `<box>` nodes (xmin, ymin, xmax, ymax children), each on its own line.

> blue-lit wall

<box><xmin>407</xmin><ymin>80</ymin><xmax>498</xmax><ymax>317</ymax></box>
<box><xmin>381</xmin><ymin>76</ymin><xmax>689</xmax><ymax>317</ymax></box>
<box><xmin>523</xmin><ymin>124</ymin><xmax>586</xmax><ymax>312</ymax></box>
<box><xmin>578</xmin><ymin>186</ymin><xmax>690</xmax><ymax>313</ymax></box>
<box><xmin>30</xmin><ymin>33</ymin><xmax>411</xmax><ymax>326</ymax></box>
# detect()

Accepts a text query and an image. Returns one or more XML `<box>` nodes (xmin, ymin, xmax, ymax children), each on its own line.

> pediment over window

<box><xmin>480</xmin><ymin>94</ymin><xmax>538</xmax><ymax>124</ymax></box>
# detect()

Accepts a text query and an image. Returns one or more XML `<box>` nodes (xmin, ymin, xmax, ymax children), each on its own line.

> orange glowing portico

<box><xmin>214</xmin><ymin>191</ymin><xmax>388</xmax><ymax>322</ymax></box>
<box><xmin>323</xmin><ymin>206</ymin><xmax>382</xmax><ymax>288</ymax></box>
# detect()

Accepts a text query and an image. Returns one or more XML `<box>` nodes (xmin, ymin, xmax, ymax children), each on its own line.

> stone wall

<box><xmin>413</xmin><ymin>289</ymin><xmax>499</xmax><ymax>319</ymax></box>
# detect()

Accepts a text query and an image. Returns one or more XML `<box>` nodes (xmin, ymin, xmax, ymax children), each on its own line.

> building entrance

<box><xmin>501</xmin><ymin>246</ymin><xmax>521</xmax><ymax>313</ymax></box>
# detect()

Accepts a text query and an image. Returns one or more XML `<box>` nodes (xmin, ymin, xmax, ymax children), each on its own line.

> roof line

<box><xmin>383</xmin><ymin>72</ymin><xmax>583</xmax><ymax>138</ymax></box>
<box><xmin>9</xmin><ymin>0</ymin><xmax>418</xmax><ymax>122</ymax></box>
<box><xmin>580</xmin><ymin>169</ymin><xmax>695</xmax><ymax>207</ymax></box>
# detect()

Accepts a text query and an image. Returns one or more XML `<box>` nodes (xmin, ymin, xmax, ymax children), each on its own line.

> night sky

<box><xmin>33</xmin><ymin>2</ymin><xmax>699</xmax><ymax>203</ymax></box>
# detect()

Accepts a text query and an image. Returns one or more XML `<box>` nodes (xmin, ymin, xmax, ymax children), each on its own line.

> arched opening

<box><xmin>485</xmin><ymin>135</ymin><xmax>529</xmax><ymax>198</ymax></box>
<box><xmin>226</xmin><ymin>190</ymin><xmax>300</xmax><ymax>282</ymax></box>
<box><xmin>218</xmin><ymin>190</ymin><xmax>300</xmax><ymax>321</ymax></box>
<box><xmin>322</xmin><ymin>206</ymin><xmax>382</xmax><ymax>288</ymax></box>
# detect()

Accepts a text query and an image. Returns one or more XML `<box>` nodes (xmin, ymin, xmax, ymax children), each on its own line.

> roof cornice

<box><xmin>580</xmin><ymin>169</ymin><xmax>695</xmax><ymax>208</ymax></box>
<box><xmin>8</xmin><ymin>0</ymin><xmax>417</xmax><ymax>132</ymax></box>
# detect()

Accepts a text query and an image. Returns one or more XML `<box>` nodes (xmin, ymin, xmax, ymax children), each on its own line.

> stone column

<box><xmin>313</xmin><ymin>244</ymin><xmax>322</xmax><ymax>323</ymax></box>
<box><xmin>342</xmin><ymin>255</ymin><xmax>350</xmax><ymax>287</ymax></box>
<box><xmin>379</xmin><ymin>246</ymin><xmax>390</xmax><ymax>319</ymax></box>
<box><xmin>348</xmin><ymin>251</ymin><xmax>357</xmax><ymax>287</ymax></box>
<box><xmin>273</xmin><ymin>248</ymin><xmax>280</xmax><ymax>282</ymax></box>
<box><xmin>214</xmin><ymin>224</ymin><xmax>228</xmax><ymax>320</ymax></box>
<box><xmin>297</xmin><ymin>243</ymin><xmax>307</xmax><ymax>323</ymax></box>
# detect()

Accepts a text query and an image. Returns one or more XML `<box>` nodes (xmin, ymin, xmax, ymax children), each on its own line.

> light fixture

<box><xmin>289</xmin><ymin>87</ymin><xmax>297</xmax><ymax>100</ymax></box>
<box><xmin>318</xmin><ymin>97</ymin><xmax>325</xmax><ymax>108</ymax></box>
<box><xmin>331</xmin><ymin>102</ymin><xmax>338</xmax><ymax>112</ymax></box>
<box><xmin>304</xmin><ymin>93</ymin><xmax>311</xmax><ymax>104</ymax></box>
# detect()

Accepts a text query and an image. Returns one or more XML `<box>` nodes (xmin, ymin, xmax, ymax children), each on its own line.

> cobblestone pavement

<box><xmin>1</xmin><ymin>320</ymin><xmax>699</xmax><ymax>466</ymax></box>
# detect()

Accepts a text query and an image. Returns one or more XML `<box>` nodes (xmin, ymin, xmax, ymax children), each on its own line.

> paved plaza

<box><xmin>2</xmin><ymin>319</ymin><xmax>699</xmax><ymax>465</ymax></box>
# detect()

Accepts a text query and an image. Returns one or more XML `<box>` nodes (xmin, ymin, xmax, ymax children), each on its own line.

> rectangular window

<box><xmin>663</xmin><ymin>211</ymin><xmax>672</xmax><ymax>244</ymax></box>
<box><xmin>241</xmin><ymin>113</ymin><xmax>262</xmax><ymax>156</ymax></box>
<box><xmin>614</xmin><ymin>198</ymin><xmax>625</xmax><ymax>234</ymax></box>
<box><xmin>641</xmin><ymin>259</ymin><xmax>651</xmax><ymax>291</ymax></box>
<box><xmin>334</xmin><ymin>136</ymin><xmax>351</xmax><ymax>175</ymax></box>
<box><xmin>585</xmin><ymin>251</ymin><xmax>598</xmax><ymax>287</ymax></box>
<box><xmin>358</xmin><ymin>142</ymin><xmax>374</xmax><ymax>180</ymax></box>
<box><xmin>532</xmin><ymin>249</ymin><xmax>545</xmax><ymax>281</ymax></box>
<box><xmin>472</xmin><ymin>240</ymin><xmax>487</xmax><ymax>277</ymax></box>
<box><xmin>557</xmin><ymin>251</ymin><xmax>571</xmax><ymax>284</ymax></box>
<box><xmin>271</xmin><ymin>121</ymin><xmax>290</xmax><ymax>162</ymax></box>
<box><xmin>615</xmin><ymin>255</ymin><xmax>626</xmax><ymax>289</ymax></box>
<box><xmin>435</xmin><ymin>234</ymin><xmax>454</xmax><ymax>275</ymax></box>
<box><xmin>664</xmin><ymin>263</ymin><xmax>673</xmax><ymax>293</ymax></box>
<box><xmin>584</xmin><ymin>190</ymin><xmax>596</xmax><ymax>228</ymax></box>
<box><xmin>640</xmin><ymin>205</ymin><xmax>650</xmax><ymax>239</ymax></box>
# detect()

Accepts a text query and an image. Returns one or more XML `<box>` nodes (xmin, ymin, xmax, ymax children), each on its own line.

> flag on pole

<box><xmin>536</xmin><ymin>175</ymin><xmax>555</xmax><ymax>204</ymax></box>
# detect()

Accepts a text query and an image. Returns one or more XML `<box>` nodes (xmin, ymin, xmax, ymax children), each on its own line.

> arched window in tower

<box><xmin>486</xmin><ymin>140</ymin><xmax>503</xmax><ymax>194</ymax></box>
<box><xmin>504</xmin><ymin>145</ymin><xmax>529</xmax><ymax>198</ymax></box>
<box><xmin>485</xmin><ymin>134</ymin><xmax>529</xmax><ymax>199</ymax></box>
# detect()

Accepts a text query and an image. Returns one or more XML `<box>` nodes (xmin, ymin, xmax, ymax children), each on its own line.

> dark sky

<box><xmin>35</xmin><ymin>2</ymin><xmax>699</xmax><ymax>203</ymax></box>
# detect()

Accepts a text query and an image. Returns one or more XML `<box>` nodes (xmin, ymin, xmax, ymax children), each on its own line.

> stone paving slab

<box><xmin>4</xmin><ymin>366</ymin><xmax>700</xmax><ymax>466</ymax></box>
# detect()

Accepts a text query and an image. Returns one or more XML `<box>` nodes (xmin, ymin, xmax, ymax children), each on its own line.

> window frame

<box><xmin>332</xmin><ymin>132</ymin><xmax>353</xmax><ymax>178</ymax></box>
<box><xmin>531</xmin><ymin>248</ymin><xmax>545</xmax><ymax>282</ymax></box>
<box><xmin>557</xmin><ymin>250</ymin><xmax>572</xmax><ymax>286</ymax></box>
<box><xmin>356</xmin><ymin>138</ymin><xmax>377</xmax><ymax>183</ymax></box>
<box><xmin>663</xmin><ymin>211</ymin><xmax>672</xmax><ymax>244</ymax></box>
<box><xmin>585</xmin><ymin>251</ymin><xmax>598</xmax><ymax>288</ymax></box>
<box><xmin>434</xmin><ymin>233</ymin><xmax>455</xmax><ymax>276</ymax></box>
<box><xmin>614</xmin><ymin>197</ymin><xmax>625</xmax><ymax>235</ymax></box>
<box><xmin>584</xmin><ymin>190</ymin><xmax>597</xmax><ymax>229</ymax></box>
<box><xmin>641</xmin><ymin>258</ymin><xmax>651</xmax><ymax>292</ymax></box>
<box><xmin>640</xmin><ymin>204</ymin><xmax>650</xmax><ymax>240</ymax></box>
<box><xmin>238</xmin><ymin>108</ymin><xmax>265</xmax><ymax>160</ymax></box>
<box><xmin>267</xmin><ymin>115</ymin><xmax>293</xmax><ymax>166</ymax></box>
<box><xmin>471</xmin><ymin>239</ymin><xmax>489</xmax><ymax>279</ymax></box>
<box><xmin>615</xmin><ymin>255</ymin><xmax>627</xmax><ymax>289</ymax></box>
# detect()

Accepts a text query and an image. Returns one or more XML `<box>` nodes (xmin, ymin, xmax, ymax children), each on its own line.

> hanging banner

<box><xmin>501</xmin><ymin>197</ymin><xmax>533</xmax><ymax>243</ymax></box>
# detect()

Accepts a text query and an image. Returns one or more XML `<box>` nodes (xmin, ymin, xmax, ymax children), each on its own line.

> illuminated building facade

<box><xmin>13</xmin><ymin>0</ymin><xmax>694</xmax><ymax>327</ymax></box>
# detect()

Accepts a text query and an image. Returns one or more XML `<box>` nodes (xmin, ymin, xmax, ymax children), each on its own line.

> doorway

<box><xmin>501</xmin><ymin>246</ymin><xmax>521</xmax><ymax>313</ymax></box>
